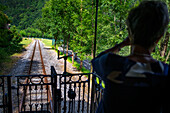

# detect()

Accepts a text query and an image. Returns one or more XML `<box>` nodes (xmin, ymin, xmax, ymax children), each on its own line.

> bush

<box><xmin>10</xmin><ymin>25</ymin><xmax>22</xmax><ymax>45</ymax></box>
<box><xmin>0</xmin><ymin>29</ymin><xmax>13</xmax><ymax>47</ymax></box>
<box><xmin>20</xmin><ymin>27</ymin><xmax>43</xmax><ymax>37</ymax></box>
<box><xmin>0</xmin><ymin>48</ymin><xmax>9</xmax><ymax>65</ymax></box>
<box><xmin>0</xmin><ymin>11</ymin><xmax>13</xmax><ymax>47</ymax></box>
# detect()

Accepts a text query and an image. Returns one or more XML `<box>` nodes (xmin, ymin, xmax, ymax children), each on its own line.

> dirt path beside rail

<box><xmin>7</xmin><ymin>39</ymin><xmax>81</xmax><ymax>112</ymax></box>
<box><xmin>9</xmin><ymin>39</ymin><xmax>79</xmax><ymax>76</ymax></box>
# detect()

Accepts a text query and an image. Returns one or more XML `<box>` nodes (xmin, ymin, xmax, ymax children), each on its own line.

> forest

<box><xmin>0</xmin><ymin>0</ymin><xmax>170</xmax><ymax>69</ymax></box>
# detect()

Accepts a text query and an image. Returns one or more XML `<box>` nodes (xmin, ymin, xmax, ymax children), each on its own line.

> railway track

<box><xmin>0</xmin><ymin>39</ymin><xmax>101</xmax><ymax>113</ymax></box>
<box><xmin>18</xmin><ymin>40</ymin><xmax>53</xmax><ymax>113</ymax></box>
<box><xmin>17</xmin><ymin>40</ymin><xmax>93</xmax><ymax>113</ymax></box>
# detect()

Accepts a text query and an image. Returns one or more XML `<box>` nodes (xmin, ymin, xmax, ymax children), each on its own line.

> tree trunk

<box><xmin>91</xmin><ymin>42</ymin><xmax>94</xmax><ymax>58</ymax></box>
<box><xmin>80</xmin><ymin>59</ymin><xmax>83</xmax><ymax>70</ymax></box>
<box><xmin>63</xmin><ymin>38</ymin><xmax>65</xmax><ymax>55</ymax></box>
<box><xmin>160</xmin><ymin>32</ymin><xmax>169</xmax><ymax>57</ymax></box>
<box><xmin>42</xmin><ymin>32</ymin><xmax>44</xmax><ymax>38</ymax></box>
<box><xmin>114</xmin><ymin>15</ymin><xmax>116</xmax><ymax>32</ymax></box>
<box><xmin>80</xmin><ymin>0</ymin><xmax>83</xmax><ymax>70</ymax></box>
<box><xmin>66</xmin><ymin>34</ymin><xmax>70</xmax><ymax>56</ymax></box>
<box><xmin>91</xmin><ymin>0</ymin><xmax>94</xmax><ymax>58</ymax></box>
<box><xmin>54</xmin><ymin>36</ymin><xmax>57</xmax><ymax>50</ymax></box>
<box><xmin>165</xmin><ymin>50</ymin><xmax>170</xmax><ymax>63</ymax></box>
<box><xmin>124</xmin><ymin>0</ymin><xmax>126</xmax><ymax>4</ymax></box>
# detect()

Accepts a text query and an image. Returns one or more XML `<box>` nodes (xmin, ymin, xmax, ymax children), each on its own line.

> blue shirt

<box><xmin>91</xmin><ymin>52</ymin><xmax>169</xmax><ymax>113</ymax></box>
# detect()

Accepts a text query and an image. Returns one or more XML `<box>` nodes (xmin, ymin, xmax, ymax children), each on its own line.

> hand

<box><xmin>103</xmin><ymin>37</ymin><xmax>130</xmax><ymax>54</ymax></box>
<box><xmin>120</xmin><ymin>37</ymin><xmax>131</xmax><ymax>47</ymax></box>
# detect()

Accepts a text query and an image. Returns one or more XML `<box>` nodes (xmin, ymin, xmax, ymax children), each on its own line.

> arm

<box><xmin>102</xmin><ymin>37</ymin><xmax>130</xmax><ymax>54</ymax></box>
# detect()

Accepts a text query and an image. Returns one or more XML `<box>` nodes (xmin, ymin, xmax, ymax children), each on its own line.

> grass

<box><xmin>41</xmin><ymin>38</ymin><xmax>53</xmax><ymax>48</ymax></box>
<box><xmin>41</xmin><ymin>38</ymin><xmax>105</xmax><ymax>88</ymax></box>
<box><xmin>0</xmin><ymin>38</ymin><xmax>33</xmax><ymax>75</ymax></box>
<box><xmin>0</xmin><ymin>56</ymin><xmax>19</xmax><ymax>75</ymax></box>
<box><xmin>67</xmin><ymin>56</ymin><xmax>91</xmax><ymax>73</ymax></box>
<box><xmin>20</xmin><ymin>38</ymin><xmax>33</xmax><ymax>48</ymax></box>
<box><xmin>38</xmin><ymin>37</ymin><xmax>91</xmax><ymax>73</ymax></box>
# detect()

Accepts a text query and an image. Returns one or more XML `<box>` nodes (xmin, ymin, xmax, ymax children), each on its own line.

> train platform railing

<box><xmin>16</xmin><ymin>74</ymin><xmax>53</xmax><ymax>113</ymax></box>
<box><xmin>55</xmin><ymin>53</ymin><xmax>104</xmax><ymax>113</ymax></box>
<box><xmin>0</xmin><ymin>71</ymin><xmax>104</xmax><ymax>113</ymax></box>
<box><xmin>0</xmin><ymin>75</ymin><xmax>12</xmax><ymax>113</ymax></box>
<box><xmin>0</xmin><ymin>53</ymin><xmax>105</xmax><ymax>113</ymax></box>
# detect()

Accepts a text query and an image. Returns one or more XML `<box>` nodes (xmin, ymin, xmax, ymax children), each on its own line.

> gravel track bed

<box><xmin>5</xmin><ymin>39</ymin><xmax>90</xmax><ymax>113</ymax></box>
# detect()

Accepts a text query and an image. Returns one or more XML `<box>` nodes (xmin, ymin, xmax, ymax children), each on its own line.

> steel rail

<box><xmin>19</xmin><ymin>40</ymin><xmax>37</xmax><ymax>112</ymax></box>
<box><xmin>38</xmin><ymin>40</ymin><xmax>54</xmax><ymax>113</ymax></box>
<box><xmin>19</xmin><ymin>40</ymin><xmax>53</xmax><ymax>113</ymax></box>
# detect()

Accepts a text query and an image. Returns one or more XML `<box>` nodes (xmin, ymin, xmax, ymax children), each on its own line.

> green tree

<box><xmin>0</xmin><ymin>11</ymin><xmax>13</xmax><ymax>47</ymax></box>
<box><xmin>20</xmin><ymin>27</ymin><xmax>42</xmax><ymax>37</ymax></box>
<box><xmin>10</xmin><ymin>25</ymin><xmax>22</xmax><ymax>45</ymax></box>
<box><xmin>0</xmin><ymin>0</ymin><xmax>46</xmax><ymax>30</ymax></box>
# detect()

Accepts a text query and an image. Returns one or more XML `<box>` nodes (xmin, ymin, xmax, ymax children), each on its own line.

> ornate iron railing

<box><xmin>0</xmin><ymin>67</ymin><xmax>104</xmax><ymax>113</ymax></box>
<box><xmin>0</xmin><ymin>75</ymin><xmax>12</xmax><ymax>113</ymax></box>
<box><xmin>16</xmin><ymin>74</ymin><xmax>53</xmax><ymax>113</ymax></box>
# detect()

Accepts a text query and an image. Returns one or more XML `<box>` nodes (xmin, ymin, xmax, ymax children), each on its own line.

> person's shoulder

<box><xmin>93</xmin><ymin>52</ymin><xmax>128</xmax><ymax>66</ymax></box>
<box><xmin>91</xmin><ymin>52</ymin><xmax>130</xmax><ymax>78</ymax></box>
<box><xmin>92</xmin><ymin>52</ymin><xmax>121</xmax><ymax>63</ymax></box>
<box><xmin>104</xmin><ymin>52</ymin><xmax>127</xmax><ymax>61</ymax></box>
<box><xmin>150</xmin><ymin>61</ymin><xmax>169</xmax><ymax>75</ymax></box>
<box><xmin>106</xmin><ymin>53</ymin><xmax>130</xmax><ymax>65</ymax></box>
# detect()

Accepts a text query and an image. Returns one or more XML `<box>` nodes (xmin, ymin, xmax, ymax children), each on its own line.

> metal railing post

<box><xmin>54</xmin><ymin>75</ymin><xmax>57</xmax><ymax>113</ymax></box>
<box><xmin>51</xmin><ymin>66</ymin><xmax>57</xmax><ymax>113</ymax></box>
<box><xmin>58</xmin><ymin>50</ymin><xmax>60</xmax><ymax>59</ymax></box>
<box><xmin>91</xmin><ymin>0</ymin><xmax>99</xmax><ymax>112</ymax></box>
<box><xmin>7</xmin><ymin>76</ymin><xmax>12</xmax><ymax>113</ymax></box>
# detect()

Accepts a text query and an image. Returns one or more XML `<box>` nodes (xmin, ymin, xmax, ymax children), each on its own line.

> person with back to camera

<box><xmin>91</xmin><ymin>1</ymin><xmax>169</xmax><ymax>113</ymax></box>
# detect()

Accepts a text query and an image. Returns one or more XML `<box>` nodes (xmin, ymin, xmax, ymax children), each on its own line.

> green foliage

<box><xmin>20</xmin><ymin>29</ymin><xmax>27</xmax><ymax>37</ymax></box>
<box><xmin>0</xmin><ymin>11</ymin><xmax>13</xmax><ymax>47</ymax></box>
<box><xmin>0</xmin><ymin>4</ymin><xmax>6</xmax><ymax>11</ymax></box>
<box><xmin>0</xmin><ymin>29</ymin><xmax>13</xmax><ymax>47</ymax></box>
<box><xmin>20</xmin><ymin>38</ymin><xmax>32</xmax><ymax>47</ymax></box>
<box><xmin>0</xmin><ymin>38</ymin><xmax>32</xmax><ymax>67</ymax></box>
<box><xmin>1</xmin><ymin>0</ymin><xmax>170</xmax><ymax>68</ymax></box>
<box><xmin>10</xmin><ymin>25</ymin><xmax>22</xmax><ymax>45</ymax></box>
<box><xmin>20</xmin><ymin>27</ymin><xmax>42</xmax><ymax>37</ymax></box>
<box><xmin>69</xmin><ymin>0</ymin><xmax>95</xmax><ymax>61</ymax></box>
<box><xmin>0</xmin><ymin>11</ymin><xmax>10</xmax><ymax>26</ymax></box>
<box><xmin>96</xmin><ymin>0</ymin><xmax>139</xmax><ymax>55</ymax></box>
<box><xmin>0</xmin><ymin>10</ymin><xmax>23</xmax><ymax>66</ymax></box>
<box><xmin>0</xmin><ymin>0</ymin><xmax>46</xmax><ymax>30</ymax></box>
<box><xmin>41</xmin><ymin>38</ymin><xmax>53</xmax><ymax>47</ymax></box>
<box><xmin>0</xmin><ymin>47</ymin><xmax>10</xmax><ymax>64</ymax></box>
<box><xmin>67</xmin><ymin>56</ymin><xmax>90</xmax><ymax>73</ymax></box>
<box><xmin>40</xmin><ymin>0</ymin><xmax>169</xmax><ymax>65</ymax></box>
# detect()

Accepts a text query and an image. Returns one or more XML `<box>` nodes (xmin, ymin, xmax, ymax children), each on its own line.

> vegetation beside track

<box><xmin>41</xmin><ymin>38</ymin><xmax>53</xmax><ymax>48</ymax></box>
<box><xmin>41</xmin><ymin>38</ymin><xmax>91</xmax><ymax>73</ymax></box>
<box><xmin>0</xmin><ymin>38</ymin><xmax>32</xmax><ymax>75</ymax></box>
<box><xmin>20</xmin><ymin>38</ymin><xmax>33</xmax><ymax>47</ymax></box>
<box><xmin>1</xmin><ymin>0</ymin><xmax>169</xmax><ymax>66</ymax></box>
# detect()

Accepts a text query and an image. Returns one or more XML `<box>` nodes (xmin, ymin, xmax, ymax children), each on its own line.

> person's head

<box><xmin>126</xmin><ymin>1</ymin><xmax>169</xmax><ymax>49</ymax></box>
